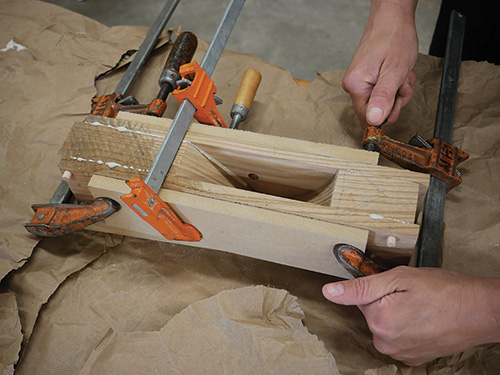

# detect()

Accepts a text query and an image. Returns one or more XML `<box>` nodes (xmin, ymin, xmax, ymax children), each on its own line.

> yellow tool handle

<box><xmin>233</xmin><ymin>68</ymin><xmax>262</xmax><ymax>110</ymax></box>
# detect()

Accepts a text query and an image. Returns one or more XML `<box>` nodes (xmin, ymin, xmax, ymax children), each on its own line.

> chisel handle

<box><xmin>230</xmin><ymin>69</ymin><xmax>262</xmax><ymax>129</ymax></box>
<box><xmin>234</xmin><ymin>68</ymin><xmax>262</xmax><ymax>110</ymax></box>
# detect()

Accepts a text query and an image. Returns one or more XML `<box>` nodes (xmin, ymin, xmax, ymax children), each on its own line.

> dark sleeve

<box><xmin>429</xmin><ymin>0</ymin><xmax>500</xmax><ymax>65</ymax></box>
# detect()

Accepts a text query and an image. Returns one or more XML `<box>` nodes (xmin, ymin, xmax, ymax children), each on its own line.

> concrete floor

<box><xmin>41</xmin><ymin>0</ymin><xmax>441</xmax><ymax>81</ymax></box>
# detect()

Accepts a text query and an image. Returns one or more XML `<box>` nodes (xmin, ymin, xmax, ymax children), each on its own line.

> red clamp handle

<box><xmin>333</xmin><ymin>243</ymin><xmax>386</xmax><ymax>278</ymax></box>
<box><xmin>25</xmin><ymin>198</ymin><xmax>120</xmax><ymax>237</ymax></box>
<box><xmin>172</xmin><ymin>61</ymin><xmax>227</xmax><ymax>127</ymax></box>
<box><xmin>363</xmin><ymin>126</ymin><xmax>469</xmax><ymax>190</ymax></box>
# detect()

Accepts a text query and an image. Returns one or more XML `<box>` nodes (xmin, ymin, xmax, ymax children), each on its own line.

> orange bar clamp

<box><xmin>172</xmin><ymin>61</ymin><xmax>227</xmax><ymax>127</ymax></box>
<box><xmin>363</xmin><ymin>126</ymin><xmax>469</xmax><ymax>190</ymax></box>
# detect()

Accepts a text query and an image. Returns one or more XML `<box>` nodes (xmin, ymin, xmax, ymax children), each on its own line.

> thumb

<box><xmin>365</xmin><ymin>71</ymin><xmax>406</xmax><ymax>126</ymax></box>
<box><xmin>322</xmin><ymin>271</ymin><xmax>401</xmax><ymax>306</ymax></box>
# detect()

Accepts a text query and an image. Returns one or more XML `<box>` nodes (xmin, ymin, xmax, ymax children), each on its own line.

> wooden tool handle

<box><xmin>164</xmin><ymin>31</ymin><xmax>198</xmax><ymax>73</ymax></box>
<box><xmin>233</xmin><ymin>68</ymin><xmax>262</xmax><ymax>110</ymax></box>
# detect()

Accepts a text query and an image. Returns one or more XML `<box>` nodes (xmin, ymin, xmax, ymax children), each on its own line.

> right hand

<box><xmin>322</xmin><ymin>266</ymin><xmax>500</xmax><ymax>366</ymax></box>
<box><xmin>342</xmin><ymin>0</ymin><xmax>419</xmax><ymax>128</ymax></box>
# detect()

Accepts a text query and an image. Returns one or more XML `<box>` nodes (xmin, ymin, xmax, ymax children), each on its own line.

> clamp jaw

<box><xmin>363</xmin><ymin>126</ymin><xmax>469</xmax><ymax>190</ymax></box>
<box><xmin>172</xmin><ymin>61</ymin><xmax>227</xmax><ymax>127</ymax></box>
<box><xmin>118</xmin><ymin>60</ymin><xmax>228</xmax><ymax>242</ymax></box>
<box><xmin>91</xmin><ymin>57</ymin><xmax>227</xmax><ymax>130</ymax></box>
<box><xmin>121</xmin><ymin>179</ymin><xmax>202</xmax><ymax>241</ymax></box>
<box><xmin>90</xmin><ymin>32</ymin><xmax>199</xmax><ymax>120</ymax></box>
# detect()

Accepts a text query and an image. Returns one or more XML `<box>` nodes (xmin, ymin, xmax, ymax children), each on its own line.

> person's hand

<box><xmin>322</xmin><ymin>266</ymin><xmax>500</xmax><ymax>366</ymax></box>
<box><xmin>342</xmin><ymin>0</ymin><xmax>419</xmax><ymax>127</ymax></box>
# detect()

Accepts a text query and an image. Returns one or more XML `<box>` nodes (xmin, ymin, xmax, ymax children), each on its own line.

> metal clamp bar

<box><xmin>114</xmin><ymin>0</ymin><xmax>181</xmax><ymax>96</ymax></box>
<box><xmin>416</xmin><ymin>10</ymin><xmax>466</xmax><ymax>267</ymax></box>
<box><xmin>199</xmin><ymin>0</ymin><xmax>245</xmax><ymax>76</ymax></box>
<box><xmin>145</xmin><ymin>0</ymin><xmax>245</xmax><ymax>194</ymax></box>
<box><xmin>433</xmin><ymin>11</ymin><xmax>465</xmax><ymax>142</ymax></box>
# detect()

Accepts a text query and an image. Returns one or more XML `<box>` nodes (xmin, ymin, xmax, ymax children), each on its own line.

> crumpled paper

<box><xmin>79</xmin><ymin>285</ymin><xmax>339</xmax><ymax>375</ymax></box>
<box><xmin>0</xmin><ymin>293</ymin><xmax>22</xmax><ymax>375</ymax></box>
<box><xmin>0</xmin><ymin>1</ymin><xmax>499</xmax><ymax>374</ymax></box>
<box><xmin>1</xmin><ymin>232</ymin><xmax>122</xmax><ymax>358</ymax></box>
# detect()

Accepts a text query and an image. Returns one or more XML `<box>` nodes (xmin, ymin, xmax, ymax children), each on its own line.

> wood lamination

<box><xmin>58</xmin><ymin>112</ymin><xmax>429</xmax><ymax>271</ymax></box>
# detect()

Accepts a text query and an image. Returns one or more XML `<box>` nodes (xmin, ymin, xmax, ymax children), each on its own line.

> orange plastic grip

<box><xmin>121</xmin><ymin>178</ymin><xmax>202</xmax><ymax>242</ymax></box>
<box><xmin>172</xmin><ymin>61</ymin><xmax>227</xmax><ymax>127</ymax></box>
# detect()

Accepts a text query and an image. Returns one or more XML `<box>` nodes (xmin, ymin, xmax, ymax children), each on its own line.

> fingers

<box><xmin>366</xmin><ymin>68</ymin><xmax>416</xmax><ymax>126</ymax></box>
<box><xmin>342</xmin><ymin>70</ymin><xmax>376</xmax><ymax>128</ymax></box>
<box><xmin>343</xmin><ymin>66</ymin><xmax>416</xmax><ymax>128</ymax></box>
<box><xmin>385</xmin><ymin>70</ymin><xmax>416</xmax><ymax>124</ymax></box>
<box><xmin>322</xmin><ymin>266</ymin><xmax>408</xmax><ymax>306</ymax></box>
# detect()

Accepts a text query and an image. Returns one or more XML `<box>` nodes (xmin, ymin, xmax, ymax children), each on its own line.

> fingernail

<box><xmin>325</xmin><ymin>283</ymin><xmax>345</xmax><ymax>298</ymax></box>
<box><xmin>366</xmin><ymin>106</ymin><xmax>384</xmax><ymax>124</ymax></box>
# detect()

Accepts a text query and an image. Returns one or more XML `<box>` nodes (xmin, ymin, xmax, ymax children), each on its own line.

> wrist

<box><xmin>365</xmin><ymin>0</ymin><xmax>418</xmax><ymax>44</ymax></box>
<box><xmin>478</xmin><ymin>277</ymin><xmax>500</xmax><ymax>344</ymax></box>
<box><xmin>371</xmin><ymin>0</ymin><xmax>418</xmax><ymax>17</ymax></box>
<box><xmin>369</xmin><ymin>0</ymin><xmax>418</xmax><ymax>32</ymax></box>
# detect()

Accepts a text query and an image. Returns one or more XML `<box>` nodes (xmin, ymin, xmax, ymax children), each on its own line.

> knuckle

<box><xmin>351</xmin><ymin>277</ymin><xmax>372</xmax><ymax>301</ymax></box>
<box><xmin>388</xmin><ymin>265</ymin><xmax>410</xmax><ymax>280</ymax></box>
<box><xmin>371</xmin><ymin>85</ymin><xmax>395</xmax><ymax>101</ymax></box>
<box><xmin>408</xmin><ymin>69</ymin><xmax>417</xmax><ymax>84</ymax></box>
<box><xmin>341</xmin><ymin>77</ymin><xmax>355</xmax><ymax>93</ymax></box>
<box><xmin>367</xmin><ymin>312</ymin><xmax>395</xmax><ymax>339</ymax></box>
<box><xmin>372</xmin><ymin>336</ymin><xmax>398</xmax><ymax>356</ymax></box>
<box><xmin>397</xmin><ymin>81</ymin><xmax>414</xmax><ymax>101</ymax></box>
<box><xmin>342</xmin><ymin>70</ymin><xmax>369</xmax><ymax>94</ymax></box>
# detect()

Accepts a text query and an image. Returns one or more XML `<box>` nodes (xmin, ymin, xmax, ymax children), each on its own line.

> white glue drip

<box><xmin>1</xmin><ymin>39</ymin><xmax>27</xmax><ymax>52</ymax></box>
<box><xmin>363</xmin><ymin>212</ymin><xmax>410</xmax><ymax>224</ymax></box>
<box><xmin>105</xmin><ymin>162</ymin><xmax>121</xmax><ymax>168</ymax></box>
<box><xmin>70</xmin><ymin>156</ymin><xmax>148</xmax><ymax>172</ymax></box>
<box><xmin>85</xmin><ymin>120</ymin><xmax>164</xmax><ymax>139</ymax></box>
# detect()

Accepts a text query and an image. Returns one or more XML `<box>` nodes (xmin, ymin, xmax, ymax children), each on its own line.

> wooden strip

<box><xmin>88</xmin><ymin>175</ymin><xmax>367</xmax><ymax>278</ymax></box>
<box><xmin>116</xmin><ymin>112</ymin><xmax>380</xmax><ymax>165</ymax></box>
